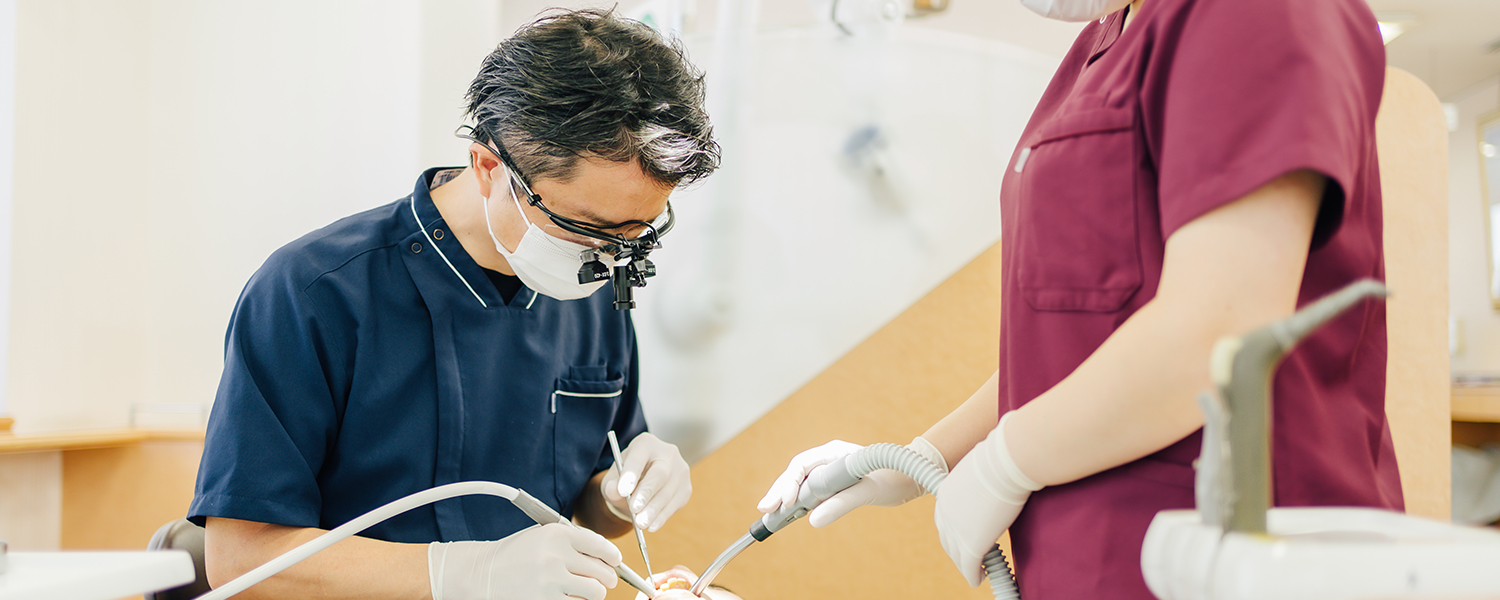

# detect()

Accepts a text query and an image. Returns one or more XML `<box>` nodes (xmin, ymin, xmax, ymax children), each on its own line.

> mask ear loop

<box><xmin>481</xmin><ymin>166</ymin><xmax>527</xmax><ymax>257</ymax></box>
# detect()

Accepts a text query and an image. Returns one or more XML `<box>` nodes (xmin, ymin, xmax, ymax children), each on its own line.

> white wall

<box><xmin>1448</xmin><ymin>78</ymin><xmax>1500</xmax><ymax>375</ymax></box>
<box><xmin>0</xmin><ymin>0</ymin><xmax>13</xmax><ymax>418</ymax></box>
<box><xmin>7</xmin><ymin>0</ymin><xmax>502</xmax><ymax>433</ymax></box>
<box><xmin>491</xmin><ymin>0</ymin><xmax>1079</xmax><ymax>460</ymax></box>
<box><xmin>632</xmin><ymin>26</ymin><xmax>1059</xmax><ymax>459</ymax></box>
<box><xmin>2</xmin><ymin>1</ymin><xmax>1077</xmax><ymax>474</ymax></box>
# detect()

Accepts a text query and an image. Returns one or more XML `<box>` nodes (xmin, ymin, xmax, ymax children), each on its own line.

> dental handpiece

<box><xmin>690</xmin><ymin>456</ymin><xmax>861</xmax><ymax>596</ymax></box>
<box><xmin>511</xmin><ymin>489</ymin><xmax>658</xmax><ymax>598</ymax></box>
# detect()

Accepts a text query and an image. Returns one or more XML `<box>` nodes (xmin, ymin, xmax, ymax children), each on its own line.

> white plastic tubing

<box><xmin>192</xmin><ymin>481</ymin><xmax>519</xmax><ymax>600</ymax></box>
<box><xmin>847</xmin><ymin>443</ymin><xmax>1020</xmax><ymax>600</ymax></box>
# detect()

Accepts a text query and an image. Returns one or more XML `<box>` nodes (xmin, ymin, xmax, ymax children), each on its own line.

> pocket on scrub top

<box><xmin>551</xmin><ymin>370</ymin><xmax>627</xmax><ymax>508</ymax></box>
<box><xmin>1016</xmin><ymin>104</ymin><xmax>1142</xmax><ymax>313</ymax></box>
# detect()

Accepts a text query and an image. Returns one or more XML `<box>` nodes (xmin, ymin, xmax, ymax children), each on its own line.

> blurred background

<box><xmin>1</xmin><ymin>0</ymin><xmax>1499</xmax><ymax>552</ymax></box>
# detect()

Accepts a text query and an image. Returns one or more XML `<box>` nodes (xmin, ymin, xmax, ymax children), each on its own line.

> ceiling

<box><xmin>506</xmin><ymin>0</ymin><xmax>1500</xmax><ymax>101</ymax></box>
<box><xmin>1367</xmin><ymin>0</ymin><xmax>1500</xmax><ymax>100</ymax></box>
<box><xmin>907</xmin><ymin>0</ymin><xmax>1500</xmax><ymax>101</ymax></box>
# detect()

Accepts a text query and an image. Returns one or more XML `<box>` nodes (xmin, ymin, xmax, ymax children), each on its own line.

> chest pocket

<box><xmin>551</xmin><ymin>367</ymin><xmax>626</xmax><ymax>510</ymax></box>
<box><xmin>1016</xmin><ymin>104</ymin><xmax>1142</xmax><ymax>312</ymax></box>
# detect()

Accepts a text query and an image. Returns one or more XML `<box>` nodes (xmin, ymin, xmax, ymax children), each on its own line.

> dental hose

<box><xmin>845</xmin><ymin>443</ymin><xmax>1021</xmax><ymax>600</ymax></box>
<box><xmin>694</xmin><ymin>443</ymin><xmax>1020</xmax><ymax>599</ymax></box>
<box><xmin>191</xmin><ymin>481</ymin><xmax>657</xmax><ymax>600</ymax></box>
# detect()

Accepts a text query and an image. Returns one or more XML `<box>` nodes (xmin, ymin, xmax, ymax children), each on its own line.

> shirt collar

<box><xmin>407</xmin><ymin>167</ymin><xmax>527</xmax><ymax>309</ymax></box>
<box><xmin>1087</xmin><ymin>7</ymin><xmax>1128</xmax><ymax>65</ymax></box>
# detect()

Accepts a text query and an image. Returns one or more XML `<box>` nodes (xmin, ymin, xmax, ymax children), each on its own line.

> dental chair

<box><xmin>146</xmin><ymin>519</ymin><xmax>211</xmax><ymax>600</ymax></box>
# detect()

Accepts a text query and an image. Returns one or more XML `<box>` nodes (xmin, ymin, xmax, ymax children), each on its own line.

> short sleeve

<box><xmin>189</xmin><ymin>257</ymin><xmax>350</xmax><ymax>528</ymax></box>
<box><xmin>1147</xmin><ymin>0</ymin><xmax>1386</xmax><ymax>244</ymax></box>
<box><xmin>593</xmin><ymin>315</ymin><xmax>649</xmax><ymax>475</ymax></box>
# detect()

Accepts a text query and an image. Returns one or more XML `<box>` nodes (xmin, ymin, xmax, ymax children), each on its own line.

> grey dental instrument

<box><xmin>608</xmin><ymin>430</ymin><xmax>655</xmax><ymax>580</ymax></box>
<box><xmin>692</xmin><ymin>444</ymin><xmax>1020</xmax><ymax>599</ymax></box>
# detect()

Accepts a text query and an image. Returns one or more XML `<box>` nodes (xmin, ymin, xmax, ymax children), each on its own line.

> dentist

<box><xmin>758</xmin><ymin>0</ymin><xmax>1396</xmax><ymax>598</ymax></box>
<box><xmin>189</xmin><ymin>10</ymin><xmax>718</xmax><ymax>600</ymax></box>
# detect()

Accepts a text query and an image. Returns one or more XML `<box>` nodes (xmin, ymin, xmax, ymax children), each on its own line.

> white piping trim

<box><xmin>525</xmin><ymin>290</ymin><xmax>538</xmax><ymax>310</ymax></box>
<box><xmin>410</xmin><ymin>196</ymin><xmax>488</xmax><ymax>308</ymax></box>
<box><xmin>550</xmin><ymin>388</ymin><xmax>624</xmax><ymax>413</ymax></box>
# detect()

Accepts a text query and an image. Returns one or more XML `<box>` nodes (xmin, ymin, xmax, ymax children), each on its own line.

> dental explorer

<box><xmin>608</xmin><ymin>430</ymin><xmax>656</xmax><ymax>579</ymax></box>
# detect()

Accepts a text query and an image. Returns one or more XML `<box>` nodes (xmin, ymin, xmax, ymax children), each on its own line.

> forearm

<box><xmin>1004</xmin><ymin>298</ymin><xmax>1220</xmax><ymax>486</ymax></box>
<box><xmin>204</xmin><ymin>517</ymin><xmax>431</xmax><ymax>600</ymax></box>
<box><xmin>922</xmin><ymin>371</ymin><xmax>1001</xmax><ymax>467</ymax></box>
<box><xmin>574</xmin><ymin>469</ymin><xmax>632</xmax><ymax>538</ymax></box>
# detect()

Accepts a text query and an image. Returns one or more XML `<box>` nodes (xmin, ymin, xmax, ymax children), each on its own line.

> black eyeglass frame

<box><xmin>457</xmin><ymin>127</ymin><xmax>672</xmax><ymax>310</ymax></box>
<box><xmin>457</xmin><ymin>131</ymin><xmax>674</xmax><ymax>257</ymax></box>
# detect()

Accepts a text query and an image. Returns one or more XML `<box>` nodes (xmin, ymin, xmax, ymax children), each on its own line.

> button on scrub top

<box><xmin>189</xmin><ymin>168</ymin><xmax>647</xmax><ymax>544</ymax></box>
<box><xmin>996</xmin><ymin>1</ymin><xmax>1398</xmax><ymax>597</ymax></box>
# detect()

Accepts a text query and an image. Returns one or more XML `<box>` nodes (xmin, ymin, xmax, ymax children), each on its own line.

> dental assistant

<box><xmin>759</xmin><ymin>0</ymin><xmax>1395</xmax><ymax>598</ymax></box>
<box><xmin>188</xmin><ymin>10</ymin><xmax>719</xmax><ymax>600</ymax></box>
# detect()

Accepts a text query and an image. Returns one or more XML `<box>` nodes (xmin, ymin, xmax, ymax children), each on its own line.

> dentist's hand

<box><xmin>601</xmin><ymin>432</ymin><xmax>691</xmax><ymax>532</ymax></box>
<box><xmin>757</xmin><ymin>437</ymin><xmax>947</xmax><ymax>528</ymax></box>
<box><xmin>934</xmin><ymin>412</ymin><xmax>1042</xmax><ymax>587</ymax></box>
<box><xmin>428</xmin><ymin>523</ymin><xmax>621</xmax><ymax>600</ymax></box>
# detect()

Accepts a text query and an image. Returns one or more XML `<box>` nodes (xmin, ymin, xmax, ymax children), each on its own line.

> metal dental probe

<box><xmin>608</xmin><ymin>430</ymin><xmax>655</xmax><ymax>582</ymax></box>
<box><xmin>510</xmin><ymin>487</ymin><xmax>657</xmax><ymax>599</ymax></box>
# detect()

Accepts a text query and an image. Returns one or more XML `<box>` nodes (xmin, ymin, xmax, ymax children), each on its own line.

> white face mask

<box><xmin>1019</xmin><ymin>0</ymin><xmax>1132</xmax><ymax>22</ymax></box>
<box><xmin>482</xmin><ymin>175</ymin><xmax>613</xmax><ymax>302</ymax></box>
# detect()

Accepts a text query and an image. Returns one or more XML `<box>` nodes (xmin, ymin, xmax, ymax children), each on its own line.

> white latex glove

<box><xmin>934</xmin><ymin>411</ymin><xmax>1043</xmax><ymax>587</ymax></box>
<box><xmin>428</xmin><ymin>522</ymin><xmax>622</xmax><ymax>600</ymax></box>
<box><xmin>600</xmin><ymin>432</ymin><xmax>691</xmax><ymax>532</ymax></box>
<box><xmin>756</xmin><ymin>437</ymin><xmax>948</xmax><ymax>528</ymax></box>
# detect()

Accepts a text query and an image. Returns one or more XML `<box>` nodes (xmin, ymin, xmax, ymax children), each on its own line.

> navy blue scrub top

<box><xmin>189</xmin><ymin>168</ymin><xmax>648</xmax><ymax>544</ymax></box>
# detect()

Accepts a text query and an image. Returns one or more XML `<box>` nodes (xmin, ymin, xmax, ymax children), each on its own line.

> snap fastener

<box><xmin>411</xmin><ymin>242</ymin><xmax>422</xmax><ymax>253</ymax></box>
<box><xmin>434</xmin><ymin>228</ymin><xmax>445</xmax><ymax>240</ymax></box>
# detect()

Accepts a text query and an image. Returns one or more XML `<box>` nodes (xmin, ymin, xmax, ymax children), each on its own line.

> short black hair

<box><xmin>464</xmin><ymin>8</ymin><xmax>720</xmax><ymax>188</ymax></box>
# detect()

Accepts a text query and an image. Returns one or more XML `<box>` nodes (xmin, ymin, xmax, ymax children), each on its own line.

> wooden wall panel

<box><xmin>61</xmin><ymin>439</ymin><xmax>204</xmax><ymax>549</ymax></box>
<box><xmin>607</xmin><ymin>246</ymin><xmax>1003</xmax><ymax>600</ymax></box>
<box><xmin>1377</xmin><ymin>67</ymin><xmax>1452</xmax><ymax>520</ymax></box>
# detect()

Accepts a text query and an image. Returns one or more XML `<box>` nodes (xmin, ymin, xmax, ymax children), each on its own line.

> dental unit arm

<box><xmin>190</xmin><ymin>481</ymin><xmax>657</xmax><ymax>600</ymax></box>
<box><xmin>692</xmin><ymin>443</ymin><xmax>1021</xmax><ymax>599</ymax></box>
<box><xmin>1142</xmin><ymin>279</ymin><xmax>1500</xmax><ymax>600</ymax></box>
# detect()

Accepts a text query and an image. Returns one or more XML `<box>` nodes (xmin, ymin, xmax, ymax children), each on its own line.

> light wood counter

<box><xmin>0</xmin><ymin>429</ymin><xmax>204</xmax><ymax>454</ymax></box>
<box><xmin>1453</xmin><ymin>385</ymin><xmax>1500</xmax><ymax>423</ymax></box>
<box><xmin>0</xmin><ymin>427</ymin><xmax>206</xmax><ymax>551</ymax></box>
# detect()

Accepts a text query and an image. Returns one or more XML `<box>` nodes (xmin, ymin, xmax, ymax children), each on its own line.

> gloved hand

<box><xmin>934</xmin><ymin>412</ymin><xmax>1043</xmax><ymax>587</ymax></box>
<box><xmin>428</xmin><ymin>523</ymin><xmax>621</xmax><ymax>600</ymax></box>
<box><xmin>600</xmin><ymin>432</ymin><xmax>691</xmax><ymax>532</ymax></box>
<box><xmin>756</xmin><ymin>437</ymin><xmax>948</xmax><ymax>528</ymax></box>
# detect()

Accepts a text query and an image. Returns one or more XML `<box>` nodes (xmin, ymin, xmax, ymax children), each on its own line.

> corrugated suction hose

<box><xmin>845</xmin><ymin>443</ymin><xmax>1021</xmax><ymax>600</ymax></box>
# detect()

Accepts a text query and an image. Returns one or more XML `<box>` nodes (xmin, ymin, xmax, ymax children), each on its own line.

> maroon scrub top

<box><xmin>996</xmin><ymin>0</ymin><xmax>1399</xmax><ymax>597</ymax></box>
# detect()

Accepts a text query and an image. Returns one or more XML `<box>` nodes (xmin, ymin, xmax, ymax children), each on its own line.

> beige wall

<box><xmin>2</xmin><ymin>0</ymin><xmax>502</xmax><ymax>547</ymax></box>
<box><xmin>0</xmin><ymin>451</ymin><xmax>60</xmax><ymax>549</ymax></box>
<box><xmin>1449</xmin><ymin>77</ymin><xmax>1500</xmax><ymax>373</ymax></box>
<box><xmin>6</xmin><ymin>0</ymin><xmax>502</xmax><ymax>435</ymax></box>
<box><xmin>498</xmin><ymin>0</ymin><xmax>1085</xmax><ymax>59</ymax></box>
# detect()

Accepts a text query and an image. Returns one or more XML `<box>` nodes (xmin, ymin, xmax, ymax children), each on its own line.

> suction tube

<box><xmin>845</xmin><ymin>443</ymin><xmax>1020</xmax><ymax>600</ymax></box>
<box><xmin>693</xmin><ymin>443</ymin><xmax>1020</xmax><ymax>599</ymax></box>
<box><xmin>192</xmin><ymin>481</ymin><xmax>656</xmax><ymax>600</ymax></box>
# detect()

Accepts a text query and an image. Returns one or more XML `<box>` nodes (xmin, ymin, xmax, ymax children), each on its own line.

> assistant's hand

<box><xmin>757</xmin><ymin>437</ymin><xmax>947</xmax><ymax>528</ymax></box>
<box><xmin>934</xmin><ymin>412</ymin><xmax>1042</xmax><ymax>587</ymax></box>
<box><xmin>428</xmin><ymin>523</ymin><xmax>622</xmax><ymax>600</ymax></box>
<box><xmin>601</xmin><ymin>432</ymin><xmax>691</xmax><ymax>532</ymax></box>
